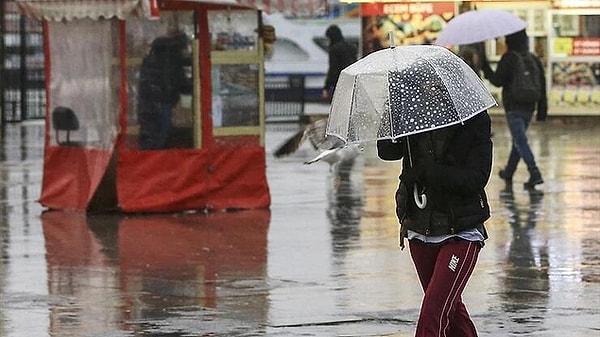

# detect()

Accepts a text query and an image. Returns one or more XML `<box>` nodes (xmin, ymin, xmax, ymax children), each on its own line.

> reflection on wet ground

<box><xmin>1</xmin><ymin>117</ymin><xmax>599</xmax><ymax>336</ymax></box>
<box><xmin>41</xmin><ymin>210</ymin><xmax>270</xmax><ymax>336</ymax></box>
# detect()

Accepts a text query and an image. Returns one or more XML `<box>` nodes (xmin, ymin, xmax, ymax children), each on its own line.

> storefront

<box><xmin>547</xmin><ymin>7</ymin><xmax>600</xmax><ymax>114</ymax></box>
<box><xmin>16</xmin><ymin>0</ymin><xmax>322</xmax><ymax>213</ymax></box>
<box><xmin>357</xmin><ymin>0</ymin><xmax>599</xmax><ymax>116</ymax></box>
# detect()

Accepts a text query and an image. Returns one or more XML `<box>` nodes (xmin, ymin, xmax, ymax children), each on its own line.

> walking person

<box><xmin>377</xmin><ymin>109</ymin><xmax>492</xmax><ymax>337</ymax></box>
<box><xmin>322</xmin><ymin>25</ymin><xmax>357</xmax><ymax>102</ymax></box>
<box><xmin>481</xmin><ymin>29</ymin><xmax>547</xmax><ymax>188</ymax></box>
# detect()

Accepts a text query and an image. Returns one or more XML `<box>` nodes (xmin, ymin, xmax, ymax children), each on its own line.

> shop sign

<box><xmin>361</xmin><ymin>2</ymin><xmax>454</xmax><ymax>17</ymax></box>
<box><xmin>573</xmin><ymin>38</ymin><xmax>600</xmax><ymax>56</ymax></box>
<box><xmin>553</xmin><ymin>37</ymin><xmax>600</xmax><ymax>56</ymax></box>
<box><xmin>361</xmin><ymin>2</ymin><xmax>454</xmax><ymax>53</ymax></box>
<box><xmin>553</xmin><ymin>0</ymin><xmax>600</xmax><ymax>9</ymax></box>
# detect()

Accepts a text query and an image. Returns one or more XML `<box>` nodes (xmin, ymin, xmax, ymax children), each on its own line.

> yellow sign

<box><xmin>553</xmin><ymin>37</ymin><xmax>573</xmax><ymax>56</ymax></box>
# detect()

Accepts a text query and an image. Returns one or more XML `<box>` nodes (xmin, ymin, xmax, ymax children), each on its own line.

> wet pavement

<box><xmin>1</xmin><ymin>115</ymin><xmax>599</xmax><ymax>337</ymax></box>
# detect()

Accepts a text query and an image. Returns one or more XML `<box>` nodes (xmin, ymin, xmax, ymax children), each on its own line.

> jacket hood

<box><xmin>505</xmin><ymin>29</ymin><xmax>529</xmax><ymax>52</ymax></box>
<box><xmin>325</xmin><ymin>25</ymin><xmax>344</xmax><ymax>43</ymax></box>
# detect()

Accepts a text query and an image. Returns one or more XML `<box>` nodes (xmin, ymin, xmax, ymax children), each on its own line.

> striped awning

<box><xmin>16</xmin><ymin>0</ymin><xmax>145</xmax><ymax>21</ymax></box>
<box><xmin>16</xmin><ymin>0</ymin><xmax>325</xmax><ymax>21</ymax></box>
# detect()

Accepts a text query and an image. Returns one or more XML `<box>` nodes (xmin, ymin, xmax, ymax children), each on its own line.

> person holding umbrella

<box><xmin>377</xmin><ymin>110</ymin><xmax>492</xmax><ymax>337</ymax></box>
<box><xmin>325</xmin><ymin>45</ymin><xmax>496</xmax><ymax>336</ymax></box>
<box><xmin>481</xmin><ymin>29</ymin><xmax>548</xmax><ymax>188</ymax></box>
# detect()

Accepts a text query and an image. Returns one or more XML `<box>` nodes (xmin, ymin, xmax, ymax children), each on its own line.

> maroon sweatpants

<box><xmin>409</xmin><ymin>238</ymin><xmax>481</xmax><ymax>337</ymax></box>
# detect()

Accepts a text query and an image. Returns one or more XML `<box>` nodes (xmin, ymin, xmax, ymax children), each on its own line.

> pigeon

<box><xmin>273</xmin><ymin>118</ymin><xmax>362</xmax><ymax>168</ymax></box>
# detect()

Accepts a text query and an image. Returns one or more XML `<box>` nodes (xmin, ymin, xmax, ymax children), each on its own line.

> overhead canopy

<box><xmin>16</xmin><ymin>0</ymin><xmax>145</xmax><ymax>21</ymax></box>
<box><xmin>17</xmin><ymin>0</ymin><xmax>325</xmax><ymax>21</ymax></box>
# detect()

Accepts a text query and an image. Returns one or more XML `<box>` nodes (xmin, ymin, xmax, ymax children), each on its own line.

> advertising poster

<box><xmin>361</xmin><ymin>2</ymin><xmax>455</xmax><ymax>55</ymax></box>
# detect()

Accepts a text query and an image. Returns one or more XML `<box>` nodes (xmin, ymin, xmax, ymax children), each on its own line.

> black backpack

<box><xmin>510</xmin><ymin>51</ymin><xmax>542</xmax><ymax>103</ymax></box>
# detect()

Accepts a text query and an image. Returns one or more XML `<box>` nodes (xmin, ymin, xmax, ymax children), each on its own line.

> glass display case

<box><xmin>122</xmin><ymin>8</ymin><xmax>264</xmax><ymax>149</ymax></box>
<box><xmin>211</xmin><ymin>63</ymin><xmax>260</xmax><ymax>127</ymax></box>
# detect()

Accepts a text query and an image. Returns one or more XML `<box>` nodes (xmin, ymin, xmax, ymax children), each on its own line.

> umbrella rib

<box><xmin>351</xmin><ymin>74</ymin><xmax>387</xmax><ymax>143</ymax></box>
<box><xmin>348</xmin><ymin>76</ymin><xmax>358</xmax><ymax>142</ymax></box>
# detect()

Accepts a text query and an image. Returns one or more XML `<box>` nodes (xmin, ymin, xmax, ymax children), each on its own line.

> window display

<box><xmin>208</xmin><ymin>10</ymin><xmax>257</xmax><ymax>51</ymax></box>
<box><xmin>208</xmin><ymin>9</ymin><xmax>263</xmax><ymax>144</ymax></box>
<box><xmin>211</xmin><ymin>64</ymin><xmax>260</xmax><ymax>127</ymax></box>
<box><xmin>548</xmin><ymin>10</ymin><xmax>600</xmax><ymax>112</ymax></box>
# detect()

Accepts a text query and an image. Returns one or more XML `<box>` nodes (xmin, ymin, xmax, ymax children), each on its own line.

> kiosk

<box><xmin>16</xmin><ymin>0</ymin><xmax>322</xmax><ymax>212</ymax></box>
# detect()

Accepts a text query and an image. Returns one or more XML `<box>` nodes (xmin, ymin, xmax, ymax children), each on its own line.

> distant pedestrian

<box><xmin>481</xmin><ymin>29</ymin><xmax>547</xmax><ymax>189</ymax></box>
<box><xmin>377</xmin><ymin>110</ymin><xmax>492</xmax><ymax>337</ymax></box>
<box><xmin>322</xmin><ymin>25</ymin><xmax>357</xmax><ymax>102</ymax></box>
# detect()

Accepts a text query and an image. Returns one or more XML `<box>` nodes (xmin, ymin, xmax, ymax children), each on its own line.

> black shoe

<box><xmin>524</xmin><ymin>170</ymin><xmax>544</xmax><ymax>189</ymax></box>
<box><xmin>499</xmin><ymin>169</ymin><xmax>512</xmax><ymax>183</ymax></box>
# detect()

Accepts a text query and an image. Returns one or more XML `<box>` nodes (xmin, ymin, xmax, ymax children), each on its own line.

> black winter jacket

<box><xmin>324</xmin><ymin>25</ymin><xmax>357</xmax><ymax>92</ymax></box>
<box><xmin>377</xmin><ymin>112</ymin><xmax>492</xmax><ymax>242</ymax></box>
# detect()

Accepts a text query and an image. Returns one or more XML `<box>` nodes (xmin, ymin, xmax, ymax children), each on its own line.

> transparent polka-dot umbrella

<box><xmin>326</xmin><ymin>45</ymin><xmax>497</xmax><ymax>145</ymax></box>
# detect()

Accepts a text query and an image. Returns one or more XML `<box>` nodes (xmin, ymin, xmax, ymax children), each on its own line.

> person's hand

<box><xmin>478</xmin><ymin>48</ymin><xmax>494</xmax><ymax>79</ymax></box>
<box><xmin>475</xmin><ymin>43</ymin><xmax>486</xmax><ymax>65</ymax></box>
<box><xmin>321</xmin><ymin>89</ymin><xmax>330</xmax><ymax>100</ymax></box>
<box><xmin>377</xmin><ymin>139</ymin><xmax>404</xmax><ymax>161</ymax></box>
<box><xmin>400</xmin><ymin>165</ymin><xmax>423</xmax><ymax>187</ymax></box>
<box><xmin>480</xmin><ymin>59</ymin><xmax>493</xmax><ymax>79</ymax></box>
<box><xmin>536</xmin><ymin>109</ymin><xmax>547</xmax><ymax>122</ymax></box>
<box><xmin>479</xmin><ymin>53</ymin><xmax>488</xmax><ymax>66</ymax></box>
<box><xmin>537</xmin><ymin>101</ymin><xmax>548</xmax><ymax>122</ymax></box>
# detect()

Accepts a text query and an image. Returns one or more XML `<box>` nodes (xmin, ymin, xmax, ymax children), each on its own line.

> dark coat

<box><xmin>324</xmin><ymin>25</ymin><xmax>357</xmax><ymax>92</ymax></box>
<box><xmin>482</xmin><ymin>29</ymin><xmax>547</xmax><ymax>119</ymax></box>
<box><xmin>377</xmin><ymin>112</ymin><xmax>492</xmax><ymax>240</ymax></box>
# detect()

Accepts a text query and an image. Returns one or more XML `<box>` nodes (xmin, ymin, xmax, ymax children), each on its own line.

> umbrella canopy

<box><xmin>326</xmin><ymin>45</ymin><xmax>496</xmax><ymax>145</ymax></box>
<box><xmin>435</xmin><ymin>9</ymin><xmax>527</xmax><ymax>46</ymax></box>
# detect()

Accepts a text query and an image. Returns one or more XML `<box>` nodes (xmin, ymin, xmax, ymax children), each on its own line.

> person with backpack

<box><xmin>322</xmin><ymin>25</ymin><xmax>357</xmax><ymax>102</ymax></box>
<box><xmin>481</xmin><ymin>29</ymin><xmax>547</xmax><ymax>189</ymax></box>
